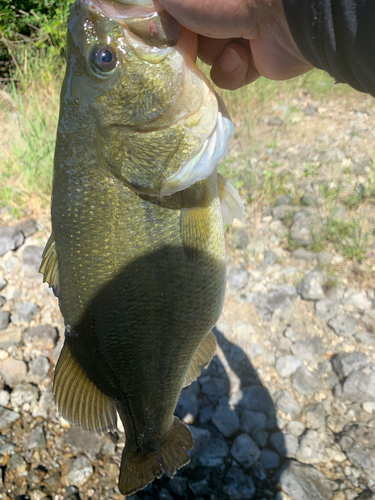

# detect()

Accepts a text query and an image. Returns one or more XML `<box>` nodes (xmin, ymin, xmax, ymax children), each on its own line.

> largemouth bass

<box><xmin>40</xmin><ymin>0</ymin><xmax>243</xmax><ymax>496</ymax></box>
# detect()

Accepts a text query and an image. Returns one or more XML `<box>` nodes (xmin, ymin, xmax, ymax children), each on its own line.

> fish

<box><xmin>39</xmin><ymin>0</ymin><xmax>244</xmax><ymax>496</ymax></box>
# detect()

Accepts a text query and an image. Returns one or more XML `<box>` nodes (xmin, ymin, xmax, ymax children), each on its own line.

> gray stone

<box><xmin>0</xmin><ymin>226</ymin><xmax>24</xmax><ymax>256</ymax></box>
<box><xmin>297</xmin><ymin>270</ymin><xmax>325</xmax><ymax>300</ymax></box>
<box><xmin>67</xmin><ymin>456</ymin><xmax>94</xmax><ymax>487</ymax></box>
<box><xmin>228</xmin><ymin>263</ymin><xmax>249</xmax><ymax>291</ymax></box>
<box><xmin>27</xmin><ymin>356</ymin><xmax>50</xmax><ymax>384</ymax></box>
<box><xmin>332</xmin><ymin>352</ymin><xmax>370</xmax><ymax>378</ymax></box>
<box><xmin>284</xmin><ymin>320</ymin><xmax>310</xmax><ymax>342</ymax></box>
<box><xmin>232</xmin><ymin>229</ymin><xmax>249</xmax><ymax>249</ymax></box>
<box><xmin>272</xmin><ymin>205</ymin><xmax>299</xmax><ymax>220</ymax></box>
<box><xmin>0</xmin><ymin>296</ymin><xmax>6</xmax><ymax>308</ymax></box>
<box><xmin>25</xmin><ymin>426</ymin><xmax>47</xmax><ymax>449</ymax></box>
<box><xmin>325</xmin><ymin>284</ymin><xmax>345</xmax><ymax>303</ymax></box>
<box><xmin>32</xmin><ymin>389</ymin><xmax>55</xmax><ymax>419</ymax></box>
<box><xmin>317</xmin><ymin>251</ymin><xmax>331</xmax><ymax>266</ymax></box>
<box><xmin>292</xmin><ymin>248</ymin><xmax>316</xmax><ymax>262</ymax></box>
<box><xmin>315</xmin><ymin>299</ymin><xmax>340</xmax><ymax>322</ymax></box>
<box><xmin>12</xmin><ymin>302</ymin><xmax>40</xmax><ymax>324</ymax></box>
<box><xmin>22</xmin><ymin>245</ymin><xmax>43</xmax><ymax>278</ymax></box>
<box><xmin>0</xmin><ymin>311</ymin><xmax>10</xmax><ymax>330</ymax></box>
<box><xmin>212</xmin><ymin>405</ymin><xmax>240</xmax><ymax>437</ymax></box>
<box><xmin>169</xmin><ymin>477</ymin><xmax>188</xmax><ymax>496</ymax></box>
<box><xmin>274</xmin><ymin>195</ymin><xmax>294</xmax><ymax>207</ymax></box>
<box><xmin>0</xmin><ymin>278</ymin><xmax>7</xmax><ymax>291</ymax></box>
<box><xmin>176</xmin><ymin>385</ymin><xmax>198</xmax><ymax>424</ymax></box>
<box><xmin>355</xmin><ymin>491</ymin><xmax>375</xmax><ymax>500</ymax></box>
<box><xmin>275</xmin><ymin>390</ymin><xmax>301</xmax><ymax>418</ymax></box>
<box><xmin>260</xmin><ymin>449</ymin><xmax>280</xmax><ymax>469</ymax></box>
<box><xmin>0</xmin><ymin>406</ymin><xmax>20</xmax><ymax>430</ymax></box>
<box><xmin>291</xmin><ymin>337</ymin><xmax>323</xmax><ymax>362</ymax></box>
<box><xmin>240</xmin><ymin>410</ymin><xmax>267</xmax><ymax>433</ymax></box>
<box><xmin>340</xmin><ymin>425</ymin><xmax>375</xmax><ymax>482</ymax></box>
<box><xmin>343</xmin><ymin>291</ymin><xmax>373</xmax><ymax>311</ymax></box>
<box><xmin>16</xmin><ymin>218</ymin><xmax>37</xmax><ymax>238</ymax></box>
<box><xmin>231</xmin><ymin>433</ymin><xmax>261</xmax><ymax>468</ymax></box>
<box><xmin>303</xmin><ymin>404</ymin><xmax>326</xmax><ymax>430</ymax></box>
<box><xmin>275</xmin><ymin>355</ymin><xmax>303</xmax><ymax>378</ymax></box>
<box><xmin>296</xmin><ymin>430</ymin><xmax>325</xmax><ymax>464</ymax></box>
<box><xmin>292</xmin><ymin>366</ymin><xmax>324</xmax><ymax>395</ymax></box>
<box><xmin>328</xmin><ymin>315</ymin><xmax>358</xmax><ymax>337</ymax></box>
<box><xmin>201</xmin><ymin>376</ymin><xmax>229</xmax><ymax>402</ymax></box>
<box><xmin>287</xmin><ymin>420</ymin><xmax>306</xmax><ymax>437</ymax></box>
<box><xmin>290</xmin><ymin>211</ymin><xmax>323</xmax><ymax>247</ymax></box>
<box><xmin>65</xmin><ymin>426</ymin><xmax>103</xmax><ymax>461</ymax></box>
<box><xmin>355</xmin><ymin>332</ymin><xmax>375</xmax><ymax>346</ymax></box>
<box><xmin>23</xmin><ymin>325</ymin><xmax>59</xmax><ymax>350</ymax></box>
<box><xmin>199</xmin><ymin>434</ymin><xmax>229</xmax><ymax>467</ymax></box>
<box><xmin>278</xmin><ymin>460</ymin><xmax>337</xmax><ymax>500</ymax></box>
<box><xmin>10</xmin><ymin>383</ymin><xmax>39</xmax><ymax>408</ymax></box>
<box><xmin>198</xmin><ymin>405</ymin><xmax>214</xmax><ymax>424</ymax></box>
<box><xmin>223</xmin><ymin>467</ymin><xmax>256</xmax><ymax>500</ymax></box>
<box><xmin>188</xmin><ymin>426</ymin><xmax>211</xmax><ymax>460</ymax></box>
<box><xmin>0</xmin><ymin>389</ymin><xmax>10</xmax><ymax>407</ymax></box>
<box><xmin>0</xmin><ymin>358</ymin><xmax>27</xmax><ymax>387</ymax></box>
<box><xmin>269</xmin><ymin>430</ymin><xmax>298</xmax><ymax>458</ymax></box>
<box><xmin>251</xmin><ymin>429</ymin><xmax>268</xmax><ymax>448</ymax></box>
<box><xmin>326</xmin><ymin>415</ymin><xmax>348</xmax><ymax>434</ymax></box>
<box><xmin>236</xmin><ymin>385</ymin><xmax>275</xmax><ymax>416</ymax></box>
<box><xmin>336</xmin><ymin>370</ymin><xmax>375</xmax><ymax>403</ymax></box>
<box><xmin>0</xmin><ymin>326</ymin><xmax>22</xmax><ymax>349</ymax></box>
<box><xmin>263</xmin><ymin>250</ymin><xmax>278</xmax><ymax>266</ymax></box>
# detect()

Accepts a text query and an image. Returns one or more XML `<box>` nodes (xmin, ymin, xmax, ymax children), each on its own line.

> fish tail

<box><xmin>118</xmin><ymin>416</ymin><xmax>194</xmax><ymax>496</ymax></box>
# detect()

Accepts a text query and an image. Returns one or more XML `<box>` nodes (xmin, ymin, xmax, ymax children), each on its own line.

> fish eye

<box><xmin>90</xmin><ymin>44</ymin><xmax>117</xmax><ymax>73</ymax></box>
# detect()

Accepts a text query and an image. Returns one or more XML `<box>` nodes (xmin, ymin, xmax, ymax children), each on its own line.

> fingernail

<box><xmin>221</xmin><ymin>47</ymin><xmax>242</xmax><ymax>74</ymax></box>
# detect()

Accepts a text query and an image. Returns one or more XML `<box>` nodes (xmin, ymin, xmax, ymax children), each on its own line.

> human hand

<box><xmin>159</xmin><ymin>0</ymin><xmax>313</xmax><ymax>90</ymax></box>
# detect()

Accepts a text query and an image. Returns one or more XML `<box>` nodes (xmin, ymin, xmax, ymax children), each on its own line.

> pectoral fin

<box><xmin>39</xmin><ymin>232</ymin><xmax>60</xmax><ymax>297</ymax></box>
<box><xmin>53</xmin><ymin>342</ymin><xmax>117</xmax><ymax>436</ymax></box>
<box><xmin>180</xmin><ymin>182</ymin><xmax>211</xmax><ymax>261</ymax></box>
<box><xmin>183</xmin><ymin>330</ymin><xmax>217</xmax><ymax>387</ymax></box>
<box><xmin>217</xmin><ymin>173</ymin><xmax>244</xmax><ymax>225</ymax></box>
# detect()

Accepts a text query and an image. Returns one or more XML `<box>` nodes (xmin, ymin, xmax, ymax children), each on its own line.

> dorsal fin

<box><xmin>183</xmin><ymin>330</ymin><xmax>217</xmax><ymax>387</ymax></box>
<box><xmin>217</xmin><ymin>173</ymin><xmax>244</xmax><ymax>225</ymax></box>
<box><xmin>53</xmin><ymin>342</ymin><xmax>117</xmax><ymax>436</ymax></box>
<box><xmin>39</xmin><ymin>232</ymin><xmax>60</xmax><ymax>296</ymax></box>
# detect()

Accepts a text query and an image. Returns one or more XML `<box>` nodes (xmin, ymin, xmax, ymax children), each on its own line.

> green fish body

<box><xmin>40</xmin><ymin>0</ymin><xmax>243</xmax><ymax>496</ymax></box>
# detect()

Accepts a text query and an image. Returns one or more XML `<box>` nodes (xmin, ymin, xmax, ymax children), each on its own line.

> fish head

<box><xmin>64</xmin><ymin>0</ymin><xmax>233</xmax><ymax>197</ymax></box>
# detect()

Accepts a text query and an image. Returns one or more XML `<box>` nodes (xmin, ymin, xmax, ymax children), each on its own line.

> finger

<box><xmin>197</xmin><ymin>36</ymin><xmax>235</xmax><ymax>66</ymax></box>
<box><xmin>210</xmin><ymin>42</ymin><xmax>260</xmax><ymax>90</ymax></box>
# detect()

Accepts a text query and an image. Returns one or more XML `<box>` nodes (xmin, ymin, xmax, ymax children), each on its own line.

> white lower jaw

<box><xmin>82</xmin><ymin>0</ymin><xmax>160</xmax><ymax>19</ymax></box>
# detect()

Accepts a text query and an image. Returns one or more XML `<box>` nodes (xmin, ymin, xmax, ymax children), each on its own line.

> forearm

<box><xmin>282</xmin><ymin>0</ymin><xmax>375</xmax><ymax>96</ymax></box>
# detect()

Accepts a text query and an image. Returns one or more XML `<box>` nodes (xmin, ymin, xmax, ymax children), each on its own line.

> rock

<box><xmin>292</xmin><ymin>366</ymin><xmax>324</xmax><ymax>395</ymax></box>
<box><xmin>292</xmin><ymin>249</ymin><xmax>316</xmax><ymax>262</ymax></box>
<box><xmin>188</xmin><ymin>426</ymin><xmax>211</xmax><ymax>460</ymax></box>
<box><xmin>169</xmin><ymin>477</ymin><xmax>188</xmax><ymax>496</ymax></box>
<box><xmin>303</xmin><ymin>404</ymin><xmax>326</xmax><ymax>430</ymax></box>
<box><xmin>235</xmin><ymin>385</ymin><xmax>275</xmax><ymax>416</ymax></box>
<box><xmin>287</xmin><ymin>420</ymin><xmax>306</xmax><ymax>438</ymax></box>
<box><xmin>27</xmin><ymin>356</ymin><xmax>50</xmax><ymax>384</ymax></box>
<box><xmin>290</xmin><ymin>210</ymin><xmax>323</xmax><ymax>247</ymax></box>
<box><xmin>198</xmin><ymin>405</ymin><xmax>214</xmax><ymax>424</ymax></box>
<box><xmin>230</xmin><ymin>433</ymin><xmax>261</xmax><ymax>468</ymax></box>
<box><xmin>291</xmin><ymin>337</ymin><xmax>323</xmax><ymax>362</ymax></box>
<box><xmin>326</xmin><ymin>415</ymin><xmax>348</xmax><ymax>434</ymax></box>
<box><xmin>0</xmin><ymin>311</ymin><xmax>10</xmax><ymax>330</ymax></box>
<box><xmin>0</xmin><ymin>407</ymin><xmax>20</xmax><ymax>430</ymax></box>
<box><xmin>325</xmin><ymin>284</ymin><xmax>345</xmax><ymax>303</ymax></box>
<box><xmin>315</xmin><ymin>299</ymin><xmax>340</xmax><ymax>322</ymax></box>
<box><xmin>272</xmin><ymin>205</ymin><xmax>299</xmax><ymax>220</ymax></box>
<box><xmin>260</xmin><ymin>448</ymin><xmax>280</xmax><ymax>469</ymax></box>
<box><xmin>251</xmin><ymin>429</ymin><xmax>268</xmax><ymax>448</ymax></box>
<box><xmin>0</xmin><ymin>326</ymin><xmax>23</xmax><ymax>349</ymax></box>
<box><xmin>199</xmin><ymin>434</ymin><xmax>228</xmax><ymax>467</ymax></box>
<box><xmin>32</xmin><ymin>389</ymin><xmax>56</xmax><ymax>419</ymax></box>
<box><xmin>67</xmin><ymin>456</ymin><xmax>94</xmax><ymax>487</ymax></box>
<box><xmin>201</xmin><ymin>376</ymin><xmax>229</xmax><ymax>402</ymax></box>
<box><xmin>22</xmin><ymin>246</ymin><xmax>43</xmax><ymax>278</ymax></box>
<box><xmin>275</xmin><ymin>355</ymin><xmax>303</xmax><ymax>378</ymax></box>
<box><xmin>12</xmin><ymin>302</ymin><xmax>40</xmax><ymax>324</ymax></box>
<box><xmin>332</xmin><ymin>352</ymin><xmax>370</xmax><ymax>378</ymax></box>
<box><xmin>317</xmin><ymin>251</ymin><xmax>331</xmax><ymax>266</ymax></box>
<box><xmin>0</xmin><ymin>358</ymin><xmax>27</xmax><ymax>387</ymax></box>
<box><xmin>228</xmin><ymin>263</ymin><xmax>249</xmax><ymax>291</ymax></box>
<box><xmin>0</xmin><ymin>389</ymin><xmax>10</xmax><ymax>406</ymax></box>
<box><xmin>343</xmin><ymin>291</ymin><xmax>373</xmax><ymax>311</ymax></box>
<box><xmin>297</xmin><ymin>270</ymin><xmax>325</xmax><ymax>300</ymax></box>
<box><xmin>340</xmin><ymin>425</ymin><xmax>375</xmax><ymax>482</ymax></box>
<box><xmin>25</xmin><ymin>426</ymin><xmax>47</xmax><ymax>449</ymax></box>
<box><xmin>0</xmin><ymin>226</ymin><xmax>24</xmax><ymax>256</ymax></box>
<box><xmin>0</xmin><ymin>296</ymin><xmax>6</xmax><ymax>308</ymax></box>
<box><xmin>274</xmin><ymin>195</ymin><xmax>294</xmax><ymax>207</ymax></box>
<box><xmin>10</xmin><ymin>383</ymin><xmax>39</xmax><ymax>408</ymax></box>
<box><xmin>16</xmin><ymin>218</ymin><xmax>37</xmax><ymax>238</ymax></box>
<box><xmin>232</xmin><ymin>229</ymin><xmax>249</xmax><ymax>249</ymax></box>
<box><xmin>23</xmin><ymin>325</ymin><xmax>59</xmax><ymax>350</ymax></box>
<box><xmin>176</xmin><ymin>385</ymin><xmax>199</xmax><ymax>424</ymax></box>
<box><xmin>263</xmin><ymin>250</ymin><xmax>278</xmax><ymax>266</ymax></box>
<box><xmin>223</xmin><ymin>467</ymin><xmax>256</xmax><ymax>500</ymax></box>
<box><xmin>336</xmin><ymin>370</ymin><xmax>375</xmax><ymax>403</ymax></box>
<box><xmin>270</xmin><ymin>431</ymin><xmax>298</xmax><ymax>458</ymax></box>
<box><xmin>355</xmin><ymin>332</ymin><xmax>375</xmax><ymax>346</ymax></box>
<box><xmin>240</xmin><ymin>410</ymin><xmax>267</xmax><ymax>433</ymax></box>
<box><xmin>278</xmin><ymin>460</ymin><xmax>337</xmax><ymax>500</ymax></box>
<box><xmin>0</xmin><ymin>278</ymin><xmax>7</xmax><ymax>291</ymax></box>
<box><xmin>355</xmin><ymin>491</ymin><xmax>375</xmax><ymax>500</ymax></box>
<box><xmin>267</xmin><ymin>116</ymin><xmax>284</xmax><ymax>126</ymax></box>
<box><xmin>328</xmin><ymin>315</ymin><xmax>358</xmax><ymax>337</ymax></box>
<box><xmin>212</xmin><ymin>405</ymin><xmax>240</xmax><ymax>437</ymax></box>
<box><xmin>65</xmin><ymin>426</ymin><xmax>102</xmax><ymax>462</ymax></box>
<box><xmin>275</xmin><ymin>390</ymin><xmax>301</xmax><ymax>418</ymax></box>
<box><xmin>284</xmin><ymin>320</ymin><xmax>310</xmax><ymax>342</ymax></box>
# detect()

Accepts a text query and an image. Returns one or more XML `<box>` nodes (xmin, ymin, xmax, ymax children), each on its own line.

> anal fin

<box><xmin>183</xmin><ymin>330</ymin><xmax>217</xmax><ymax>387</ymax></box>
<box><xmin>53</xmin><ymin>342</ymin><xmax>117</xmax><ymax>436</ymax></box>
<box><xmin>217</xmin><ymin>173</ymin><xmax>244</xmax><ymax>225</ymax></box>
<box><xmin>39</xmin><ymin>232</ymin><xmax>60</xmax><ymax>297</ymax></box>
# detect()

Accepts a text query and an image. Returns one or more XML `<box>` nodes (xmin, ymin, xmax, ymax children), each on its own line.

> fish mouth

<box><xmin>82</xmin><ymin>0</ymin><xmax>164</xmax><ymax>19</ymax></box>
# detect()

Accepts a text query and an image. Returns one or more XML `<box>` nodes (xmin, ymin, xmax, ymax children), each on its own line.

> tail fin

<box><xmin>118</xmin><ymin>416</ymin><xmax>194</xmax><ymax>496</ymax></box>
